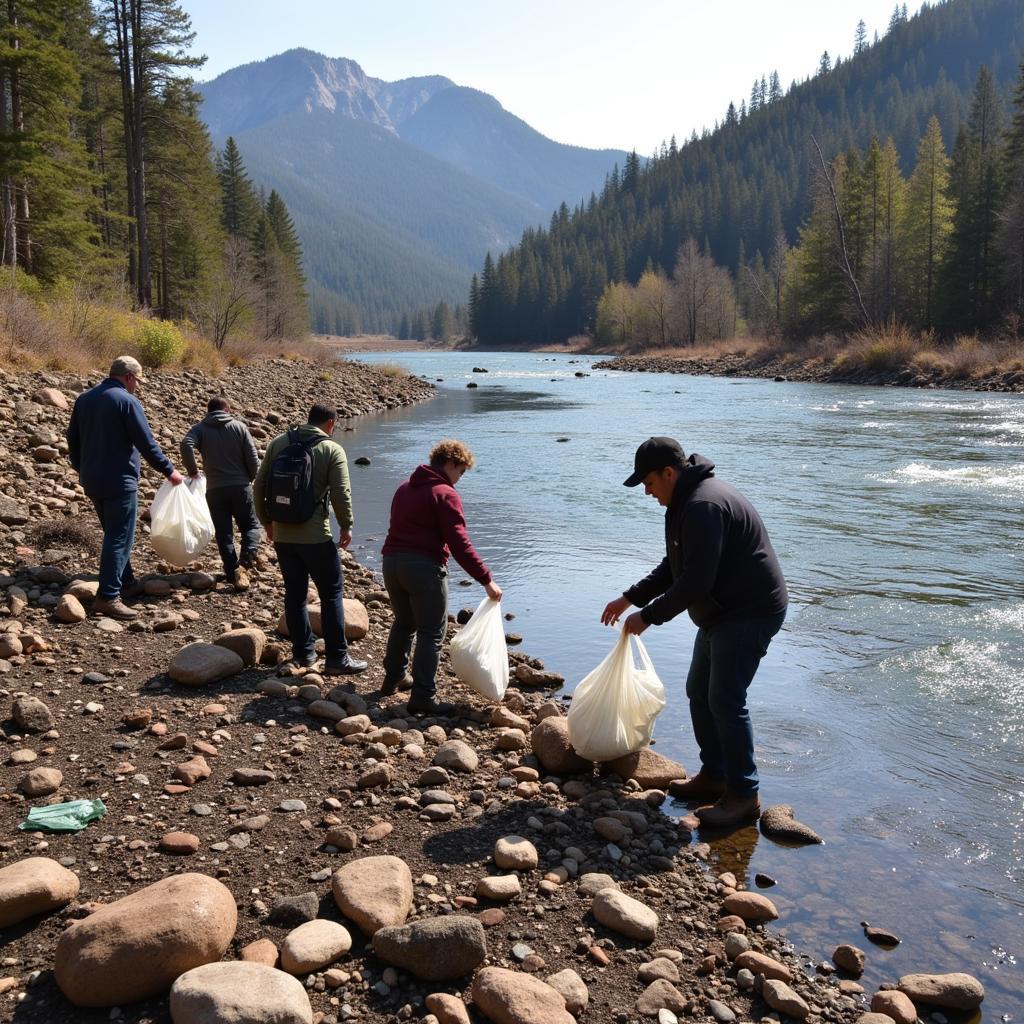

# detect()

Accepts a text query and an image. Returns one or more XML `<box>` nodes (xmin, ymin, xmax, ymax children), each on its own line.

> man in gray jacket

<box><xmin>181</xmin><ymin>397</ymin><xmax>261</xmax><ymax>589</ymax></box>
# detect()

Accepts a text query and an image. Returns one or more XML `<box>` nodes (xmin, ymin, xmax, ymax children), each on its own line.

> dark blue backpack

<box><xmin>267</xmin><ymin>429</ymin><xmax>326</xmax><ymax>523</ymax></box>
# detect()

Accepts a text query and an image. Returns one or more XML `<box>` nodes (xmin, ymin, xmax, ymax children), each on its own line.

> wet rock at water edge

<box><xmin>760</xmin><ymin>804</ymin><xmax>823</xmax><ymax>844</ymax></box>
<box><xmin>897</xmin><ymin>972</ymin><xmax>985</xmax><ymax>1010</ymax></box>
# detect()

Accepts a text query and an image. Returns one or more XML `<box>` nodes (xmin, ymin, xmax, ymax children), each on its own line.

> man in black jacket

<box><xmin>181</xmin><ymin>397</ymin><xmax>261</xmax><ymax>590</ymax></box>
<box><xmin>602</xmin><ymin>437</ymin><xmax>788</xmax><ymax>829</ymax></box>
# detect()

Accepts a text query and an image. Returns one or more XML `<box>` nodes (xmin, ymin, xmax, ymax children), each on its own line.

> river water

<box><xmin>337</xmin><ymin>350</ymin><xmax>1022</xmax><ymax>1016</ymax></box>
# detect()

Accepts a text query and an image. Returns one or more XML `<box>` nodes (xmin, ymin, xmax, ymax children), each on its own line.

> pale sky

<box><xmin>180</xmin><ymin>0</ymin><xmax>923</xmax><ymax>154</ymax></box>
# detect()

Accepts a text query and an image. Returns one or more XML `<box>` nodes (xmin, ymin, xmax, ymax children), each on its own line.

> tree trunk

<box><xmin>7</xmin><ymin>0</ymin><xmax>30</xmax><ymax>271</ymax></box>
<box><xmin>0</xmin><ymin>70</ymin><xmax>15</xmax><ymax>268</ymax></box>
<box><xmin>130</xmin><ymin>0</ymin><xmax>150</xmax><ymax>308</ymax></box>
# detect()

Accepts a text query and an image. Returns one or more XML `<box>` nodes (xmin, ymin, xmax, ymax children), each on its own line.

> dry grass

<box><xmin>840</xmin><ymin>321</ymin><xmax>925</xmax><ymax>372</ymax></box>
<box><xmin>374</xmin><ymin>362</ymin><xmax>409</xmax><ymax>378</ymax></box>
<box><xmin>29</xmin><ymin>517</ymin><xmax>100</xmax><ymax>555</ymax></box>
<box><xmin>0</xmin><ymin>271</ymin><xmax>316</xmax><ymax>375</ymax></box>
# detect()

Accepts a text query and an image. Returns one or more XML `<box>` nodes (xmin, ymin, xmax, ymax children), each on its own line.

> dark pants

<box><xmin>382</xmin><ymin>553</ymin><xmax>448</xmax><ymax>702</ymax></box>
<box><xmin>275</xmin><ymin>540</ymin><xmax>347</xmax><ymax>664</ymax></box>
<box><xmin>91</xmin><ymin>493</ymin><xmax>138</xmax><ymax>600</ymax></box>
<box><xmin>684</xmin><ymin>610</ymin><xmax>786</xmax><ymax>796</ymax></box>
<box><xmin>206</xmin><ymin>484</ymin><xmax>261</xmax><ymax>577</ymax></box>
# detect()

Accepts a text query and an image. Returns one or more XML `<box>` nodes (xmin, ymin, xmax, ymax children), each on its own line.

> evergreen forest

<box><xmin>470</xmin><ymin>0</ymin><xmax>1024</xmax><ymax>348</ymax></box>
<box><xmin>0</xmin><ymin>0</ymin><xmax>308</xmax><ymax>368</ymax></box>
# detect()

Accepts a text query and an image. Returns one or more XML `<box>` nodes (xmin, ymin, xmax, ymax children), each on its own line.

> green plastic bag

<box><xmin>18</xmin><ymin>798</ymin><xmax>106</xmax><ymax>832</ymax></box>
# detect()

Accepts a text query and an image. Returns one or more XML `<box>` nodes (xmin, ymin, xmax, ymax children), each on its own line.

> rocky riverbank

<box><xmin>0</xmin><ymin>361</ymin><xmax>987</xmax><ymax>1023</ymax></box>
<box><xmin>592</xmin><ymin>352</ymin><xmax>1024</xmax><ymax>393</ymax></box>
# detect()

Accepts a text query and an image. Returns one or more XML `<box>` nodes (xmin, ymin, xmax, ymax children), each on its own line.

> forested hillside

<box><xmin>0</xmin><ymin>0</ymin><xmax>308</xmax><ymax>368</ymax></box>
<box><xmin>197</xmin><ymin>50</ymin><xmax>627</xmax><ymax>335</ymax></box>
<box><xmin>472</xmin><ymin>0</ymin><xmax>1024</xmax><ymax>346</ymax></box>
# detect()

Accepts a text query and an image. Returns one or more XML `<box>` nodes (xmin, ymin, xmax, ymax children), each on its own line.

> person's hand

<box><xmin>623</xmin><ymin>611</ymin><xmax>649</xmax><ymax>636</ymax></box>
<box><xmin>485</xmin><ymin>580</ymin><xmax>502</xmax><ymax>602</ymax></box>
<box><xmin>339</xmin><ymin>529</ymin><xmax>352</xmax><ymax>550</ymax></box>
<box><xmin>168</xmin><ymin>470</ymin><xmax>184</xmax><ymax>486</ymax></box>
<box><xmin>601</xmin><ymin>595</ymin><xmax>632</xmax><ymax>625</ymax></box>
<box><xmin>189</xmin><ymin>474</ymin><xmax>200</xmax><ymax>481</ymax></box>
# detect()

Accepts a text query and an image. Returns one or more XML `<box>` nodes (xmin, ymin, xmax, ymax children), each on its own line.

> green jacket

<box><xmin>253</xmin><ymin>425</ymin><xmax>353</xmax><ymax>544</ymax></box>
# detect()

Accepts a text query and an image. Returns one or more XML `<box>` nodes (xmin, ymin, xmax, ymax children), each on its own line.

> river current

<box><xmin>336</xmin><ymin>350</ymin><xmax>1022</xmax><ymax>1016</ymax></box>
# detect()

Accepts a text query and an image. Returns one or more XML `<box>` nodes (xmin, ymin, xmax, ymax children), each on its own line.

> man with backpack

<box><xmin>253</xmin><ymin>403</ymin><xmax>367</xmax><ymax>675</ymax></box>
<box><xmin>180</xmin><ymin>397</ymin><xmax>261</xmax><ymax>590</ymax></box>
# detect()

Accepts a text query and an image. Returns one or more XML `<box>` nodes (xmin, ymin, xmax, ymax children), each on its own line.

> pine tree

<box><xmin>942</xmin><ymin>66</ymin><xmax>1005</xmax><ymax>329</ymax></box>
<box><xmin>997</xmin><ymin>60</ymin><xmax>1024</xmax><ymax>319</ymax></box>
<box><xmin>769</xmin><ymin>71</ymin><xmax>782</xmax><ymax>103</ymax></box>
<box><xmin>0</xmin><ymin>0</ymin><xmax>98</xmax><ymax>278</ymax></box>
<box><xmin>854</xmin><ymin>19</ymin><xmax>868</xmax><ymax>55</ymax></box>
<box><xmin>397</xmin><ymin>313</ymin><xmax>409</xmax><ymax>341</ymax></box>
<box><xmin>818</xmin><ymin>52</ymin><xmax>832</xmax><ymax>76</ymax></box>
<box><xmin>467</xmin><ymin>272</ymin><xmax>480</xmax><ymax>339</ymax></box>
<box><xmin>101</xmin><ymin>0</ymin><xmax>204</xmax><ymax>308</ymax></box>
<box><xmin>217</xmin><ymin>137</ymin><xmax>260</xmax><ymax>238</ymax></box>
<box><xmin>901</xmin><ymin>117</ymin><xmax>953</xmax><ymax>329</ymax></box>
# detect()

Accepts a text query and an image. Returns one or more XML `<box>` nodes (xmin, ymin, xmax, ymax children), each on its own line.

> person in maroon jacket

<box><xmin>381</xmin><ymin>438</ymin><xmax>503</xmax><ymax>715</ymax></box>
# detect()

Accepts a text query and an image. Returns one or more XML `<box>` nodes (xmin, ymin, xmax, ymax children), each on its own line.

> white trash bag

<box><xmin>449</xmin><ymin>596</ymin><xmax>509</xmax><ymax>701</ymax></box>
<box><xmin>149</xmin><ymin>476</ymin><xmax>215</xmax><ymax>567</ymax></box>
<box><xmin>567</xmin><ymin>628</ymin><xmax>667</xmax><ymax>762</ymax></box>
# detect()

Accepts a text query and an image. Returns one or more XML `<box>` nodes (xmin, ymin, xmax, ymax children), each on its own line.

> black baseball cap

<box><xmin>623</xmin><ymin>436</ymin><xmax>686</xmax><ymax>487</ymax></box>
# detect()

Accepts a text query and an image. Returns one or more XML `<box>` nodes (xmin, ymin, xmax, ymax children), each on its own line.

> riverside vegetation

<box><xmin>0</xmin><ymin>359</ymin><xmax>990</xmax><ymax>1022</ymax></box>
<box><xmin>466</xmin><ymin>0</ymin><xmax>1024</xmax><ymax>385</ymax></box>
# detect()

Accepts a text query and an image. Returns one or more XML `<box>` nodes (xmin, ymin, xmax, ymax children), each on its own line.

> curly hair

<box><xmin>429</xmin><ymin>438</ymin><xmax>475</xmax><ymax>469</ymax></box>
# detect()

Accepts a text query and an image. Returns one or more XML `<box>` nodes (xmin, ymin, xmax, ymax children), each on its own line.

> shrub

<box><xmin>136</xmin><ymin>319</ymin><xmax>184</xmax><ymax>367</ymax></box>
<box><xmin>846</xmin><ymin>321</ymin><xmax>920</xmax><ymax>372</ymax></box>
<box><xmin>375</xmin><ymin>362</ymin><xmax>408</xmax><ymax>378</ymax></box>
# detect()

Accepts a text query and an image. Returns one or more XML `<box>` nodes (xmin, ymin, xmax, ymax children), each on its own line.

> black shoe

<box><xmin>324</xmin><ymin>655</ymin><xmax>368</xmax><ymax>676</ymax></box>
<box><xmin>406</xmin><ymin>697</ymin><xmax>455</xmax><ymax>717</ymax></box>
<box><xmin>381</xmin><ymin>671</ymin><xmax>414</xmax><ymax>696</ymax></box>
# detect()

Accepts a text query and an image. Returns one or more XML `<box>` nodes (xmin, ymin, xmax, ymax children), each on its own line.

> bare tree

<box><xmin>189</xmin><ymin>236</ymin><xmax>254</xmax><ymax>349</ymax></box>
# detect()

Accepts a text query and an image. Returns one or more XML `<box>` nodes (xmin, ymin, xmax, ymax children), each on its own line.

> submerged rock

<box><xmin>760</xmin><ymin>804</ymin><xmax>823</xmax><ymax>844</ymax></box>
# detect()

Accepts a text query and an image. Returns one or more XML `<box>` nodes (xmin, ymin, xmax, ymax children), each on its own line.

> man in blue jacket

<box><xmin>67</xmin><ymin>355</ymin><xmax>183</xmax><ymax>620</ymax></box>
<box><xmin>602</xmin><ymin>437</ymin><xmax>788</xmax><ymax>829</ymax></box>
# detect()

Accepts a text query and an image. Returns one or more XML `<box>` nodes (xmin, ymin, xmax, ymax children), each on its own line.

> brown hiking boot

<box><xmin>668</xmin><ymin>771</ymin><xmax>727</xmax><ymax>801</ymax></box>
<box><xmin>232</xmin><ymin>567</ymin><xmax>250</xmax><ymax>591</ymax></box>
<box><xmin>695</xmin><ymin>791</ymin><xmax>761</xmax><ymax>829</ymax></box>
<box><xmin>93</xmin><ymin>597</ymin><xmax>139</xmax><ymax>620</ymax></box>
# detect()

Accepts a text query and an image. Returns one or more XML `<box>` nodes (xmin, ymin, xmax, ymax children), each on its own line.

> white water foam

<box><xmin>886</xmin><ymin>461</ymin><xmax>1024</xmax><ymax>495</ymax></box>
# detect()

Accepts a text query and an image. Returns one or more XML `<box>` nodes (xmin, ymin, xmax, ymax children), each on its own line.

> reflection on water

<box><xmin>343</xmin><ymin>351</ymin><xmax>1023</xmax><ymax>1015</ymax></box>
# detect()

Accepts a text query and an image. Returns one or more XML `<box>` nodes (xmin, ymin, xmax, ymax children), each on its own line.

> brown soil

<box><xmin>0</xmin><ymin>358</ymin><xmax>882</xmax><ymax>1023</ymax></box>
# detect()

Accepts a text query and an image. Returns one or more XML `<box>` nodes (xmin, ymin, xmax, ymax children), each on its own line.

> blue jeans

<box><xmin>382</xmin><ymin>553</ymin><xmax>448</xmax><ymax>701</ymax></box>
<box><xmin>685</xmin><ymin>610</ymin><xmax>786</xmax><ymax>796</ymax></box>
<box><xmin>91</xmin><ymin>493</ymin><xmax>138</xmax><ymax>600</ymax></box>
<box><xmin>275</xmin><ymin>540</ymin><xmax>347</xmax><ymax>664</ymax></box>
<box><xmin>206</xmin><ymin>484</ymin><xmax>261</xmax><ymax>577</ymax></box>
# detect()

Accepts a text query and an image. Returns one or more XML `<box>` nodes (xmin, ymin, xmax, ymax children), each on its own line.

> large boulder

<box><xmin>494</xmin><ymin>835</ymin><xmax>539</xmax><ymax>871</ymax></box>
<box><xmin>169</xmin><ymin>642</ymin><xmax>244</xmax><ymax>686</ymax></box>
<box><xmin>0</xmin><ymin>857</ymin><xmax>80</xmax><ymax>928</ymax></box>
<box><xmin>762</xmin><ymin>979</ymin><xmax>811</xmax><ymax>1019</ymax></box>
<box><xmin>760</xmin><ymin>804</ymin><xmax>823</xmax><ymax>845</ymax></box>
<box><xmin>723</xmin><ymin>891</ymin><xmax>778</xmax><ymax>922</ymax></box>
<box><xmin>169</xmin><ymin>961</ymin><xmax>312</xmax><ymax>1024</ymax></box>
<box><xmin>19</xmin><ymin>767</ymin><xmax>63</xmax><ymax>798</ymax></box>
<box><xmin>372</xmin><ymin>916</ymin><xmax>486</xmax><ymax>980</ymax></box>
<box><xmin>471</xmin><ymin>966</ymin><xmax>575</xmax><ymax>1024</ymax></box>
<box><xmin>432</xmin><ymin>739</ymin><xmax>478</xmax><ymax>773</ymax></box>
<box><xmin>592</xmin><ymin>889</ymin><xmax>659</xmax><ymax>942</ymax></box>
<box><xmin>332</xmin><ymin>855</ymin><xmax>413</xmax><ymax>936</ymax></box>
<box><xmin>898</xmin><ymin>973</ymin><xmax>985</xmax><ymax>1011</ymax></box>
<box><xmin>54</xmin><ymin>873</ymin><xmax>237</xmax><ymax>1007</ymax></box>
<box><xmin>276</xmin><ymin>598</ymin><xmax>369</xmax><ymax>641</ymax></box>
<box><xmin>213</xmin><ymin>628</ymin><xmax>267</xmax><ymax>668</ymax></box>
<box><xmin>54</xmin><ymin>593</ymin><xmax>87</xmax><ymax>623</ymax></box>
<box><xmin>12</xmin><ymin>695</ymin><xmax>54</xmax><ymax>733</ymax></box>
<box><xmin>601</xmin><ymin>746</ymin><xmax>686</xmax><ymax>789</ymax></box>
<box><xmin>531</xmin><ymin>717</ymin><xmax>590</xmax><ymax>775</ymax></box>
<box><xmin>280</xmin><ymin>920</ymin><xmax>352</xmax><ymax>974</ymax></box>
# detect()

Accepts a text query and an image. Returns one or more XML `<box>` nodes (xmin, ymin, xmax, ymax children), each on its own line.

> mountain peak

<box><xmin>199</xmin><ymin>48</ymin><xmax>455</xmax><ymax>137</ymax></box>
